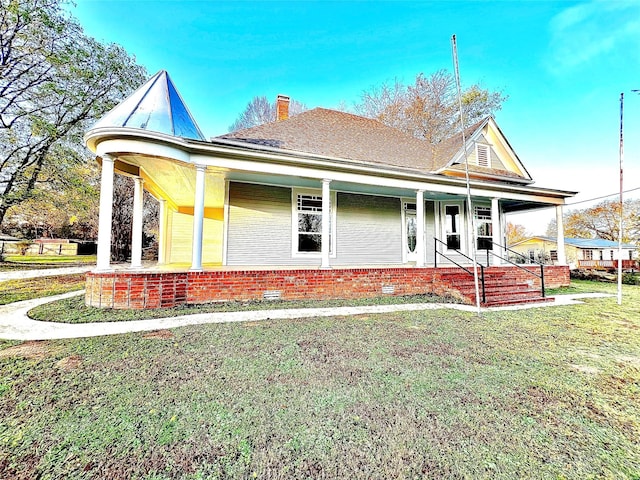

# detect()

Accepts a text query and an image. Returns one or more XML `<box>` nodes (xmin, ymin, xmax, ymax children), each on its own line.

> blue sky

<box><xmin>71</xmin><ymin>0</ymin><xmax>640</xmax><ymax>233</ymax></box>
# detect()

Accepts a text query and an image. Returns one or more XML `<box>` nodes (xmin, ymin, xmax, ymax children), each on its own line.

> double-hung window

<box><xmin>293</xmin><ymin>189</ymin><xmax>335</xmax><ymax>256</ymax></box>
<box><xmin>475</xmin><ymin>206</ymin><xmax>493</xmax><ymax>250</ymax></box>
<box><xmin>297</xmin><ymin>194</ymin><xmax>323</xmax><ymax>252</ymax></box>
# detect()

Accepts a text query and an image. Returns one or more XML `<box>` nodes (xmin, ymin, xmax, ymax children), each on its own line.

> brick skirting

<box><xmin>85</xmin><ymin>265</ymin><xmax>570</xmax><ymax>310</ymax></box>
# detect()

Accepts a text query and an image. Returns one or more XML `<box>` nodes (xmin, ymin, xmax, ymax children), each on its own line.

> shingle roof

<box><xmin>220</xmin><ymin>108</ymin><xmax>438</xmax><ymax>172</ymax></box>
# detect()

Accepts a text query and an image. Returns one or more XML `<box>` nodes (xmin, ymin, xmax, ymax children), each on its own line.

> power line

<box><xmin>565</xmin><ymin>186</ymin><xmax>640</xmax><ymax>207</ymax></box>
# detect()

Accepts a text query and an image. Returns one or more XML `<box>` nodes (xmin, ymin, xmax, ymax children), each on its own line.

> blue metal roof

<box><xmin>90</xmin><ymin>70</ymin><xmax>205</xmax><ymax>141</ymax></box>
<box><xmin>536</xmin><ymin>236</ymin><xmax>636</xmax><ymax>249</ymax></box>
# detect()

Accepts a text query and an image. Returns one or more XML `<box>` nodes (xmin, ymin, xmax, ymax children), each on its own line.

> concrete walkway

<box><xmin>0</xmin><ymin>290</ymin><xmax>613</xmax><ymax>341</ymax></box>
<box><xmin>0</xmin><ymin>266</ymin><xmax>93</xmax><ymax>282</ymax></box>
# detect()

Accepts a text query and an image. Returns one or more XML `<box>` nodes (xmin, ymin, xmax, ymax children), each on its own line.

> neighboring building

<box><xmin>509</xmin><ymin>236</ymin><xmax>638</xmax><ymax>270</ymax></box>
<box><xmin>0</xmin><ymin>237</ymin><xmax>78</xmax><ymax>256</ymax></box>
<box><xmin>84</xmin><ymin>71</ymin><xmax>575</xmax><ymax>309</ymax></box>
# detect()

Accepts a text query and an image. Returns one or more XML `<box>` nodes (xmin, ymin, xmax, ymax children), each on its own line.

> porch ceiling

<box><xmin>117</xmin><ymin>153</ymin><xmax>225</xmax><ymax>209</ymax></box>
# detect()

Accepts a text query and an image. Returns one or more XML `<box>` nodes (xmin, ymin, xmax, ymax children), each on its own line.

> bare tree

<box><xmin>354</xmin><ymin>70</ymin><xmax>507</xmax><ymax>145</ymax></box>
<box><xmin>228</xmin><ymin>96</ymin><xmax>307</xmax><ymax>131</ymax></box>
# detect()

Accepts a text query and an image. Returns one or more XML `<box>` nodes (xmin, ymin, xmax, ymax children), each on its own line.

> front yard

<box><xmin>0</xmin><ymin>281</ymin><xmax>639</xmax><ymax>479</ymax></box>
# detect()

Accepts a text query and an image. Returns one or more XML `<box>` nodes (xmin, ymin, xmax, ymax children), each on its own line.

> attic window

<box><xmin>476</xmin><ymin>144</ymin><xmax>490</xmax><ymax>167</ymax></box>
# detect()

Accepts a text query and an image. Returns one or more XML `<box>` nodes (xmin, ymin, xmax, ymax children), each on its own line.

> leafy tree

<box><xmin>2</xmin><ymin>161</ymin><xmax>100</xmax><ymax>239</ymax></box>
<box><xmin>547</xmin><ymin>199</ymin><xmax>640</xmax><ymax>244</ymax></box>
<box><xmin>228</xmin><ymin>96</ymin><xmax>307</xmax><ymax>131</ymax></box>
<box><xmin>506</xmin><ymin>222</ymin><xmax>530</xmax><ymax>245</ymax></box>
<box><xmin>0</xmin><ymin>0</ymin><xmax>147</xmax><ymax>226</ymax></box>
<box><xmin>354</xmin><ymin>70</ymin><xmax>507</xmax><ymax>146</ymax></box>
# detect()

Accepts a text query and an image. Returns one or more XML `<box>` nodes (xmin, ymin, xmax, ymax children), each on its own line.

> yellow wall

<box><xmin>168</xmin><ymin>211</ymin><xmax>223</xmax><ymax>265</ymax></box>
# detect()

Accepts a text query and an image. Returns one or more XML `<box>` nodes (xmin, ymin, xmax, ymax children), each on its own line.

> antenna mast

<box><xmin>451</xmin><ymin>35</ymin><xmax>481</xmax><ymax>315</ymax></box>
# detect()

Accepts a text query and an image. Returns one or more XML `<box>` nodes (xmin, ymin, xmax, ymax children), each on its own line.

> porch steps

<box><xmin>435</xmin><ymin>267</ymin><xmax>553</xmax><ymax>308</ymax></box>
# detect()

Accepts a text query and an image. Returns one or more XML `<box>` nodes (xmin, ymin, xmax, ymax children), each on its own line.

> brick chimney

<box><xmin>276</xmin><ymin>94</ymin><xmax>290</xmax><ymax>121</ymax></box>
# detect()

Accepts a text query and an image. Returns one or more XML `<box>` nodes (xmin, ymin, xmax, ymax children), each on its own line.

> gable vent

<box><xmin>476</xmin><ymin>144</ymin><xmax>490</xmax><ymax>167</ymax></box>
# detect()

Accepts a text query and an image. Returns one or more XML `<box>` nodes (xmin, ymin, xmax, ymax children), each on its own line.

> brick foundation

<box><xmin>85</xmin><ymin>265</ymin><xmax>570</xmax><ymax>310</ymax></box>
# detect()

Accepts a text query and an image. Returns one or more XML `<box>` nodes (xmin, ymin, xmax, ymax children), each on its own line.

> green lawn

<box><xmin>0</xmin><ymin>274</ymin><xmax>86</xmax><ymax>305</ymax></box>
<box><xmin>1</xmin><ymin>281</ymin><xmax>639</xmax><ymax>479</ymax></box>
<box><xmin>0</xmin><ymin>255</ymin><xmax>96</xmax><ymax>271</ymax></box>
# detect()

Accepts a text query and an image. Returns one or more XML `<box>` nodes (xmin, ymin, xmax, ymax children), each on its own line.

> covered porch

<box><xmin>84</xmin><ymin>71</ymin><xmax>574</xmax><ymax>309</ymax></box>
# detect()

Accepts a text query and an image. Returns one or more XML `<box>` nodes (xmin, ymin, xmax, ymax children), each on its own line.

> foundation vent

<box><xmin>263</xmin><ymin>290</ymin><xmax>282</xmax><ymax>300</ymax></box>
<box><xmin>382</xmin><ymin>285</ymin><xmax>395</xmax><ymax>295</ymax></box>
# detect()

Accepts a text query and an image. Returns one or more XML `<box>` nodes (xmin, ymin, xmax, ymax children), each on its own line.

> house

<box><xmin>84</xmin><ymin>70</ymin><xmax>575</xmax><ymax>309</ymax></box>
<box><xmin>509</xmin><ymin>236</ymin><xmax>638</xmax><ymax>270</ymax></box>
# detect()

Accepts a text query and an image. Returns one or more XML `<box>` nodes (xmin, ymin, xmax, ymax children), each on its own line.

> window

<box><xmin>550</xmin><ymin>250</ymin><xmax>558</xmax><ymax>261</ymax></box>
<box><xmin>610</xmin><ymin>250</ymin><xmax>615</xmax><ymax>260</ymax></box>
<box><xmin>528</xmin><ymin>250</ymin><xmax>536</xmax><ymax>262</ymax></box>
<box><xmin>599</xmin><ymin>250</ymin><xmax>604</xmax><ymax>261</ymax></box>
<box><xmin>476</xmin><ymin>144</ymin><xmax>490</xmax><ymax>167</ymax></box>
<box><xmin>445</xmin><ymin>205</ymin><xmax>461</xmax><ymax>250</ymax></box>
<box><xmin>475</xmin><ymin>206</ymin><xmax>493</xmax><ymax>250</ymax></box>
<box><xmin>297</xmin><ymin>194</ymin><xmax>322</xmax><ymax>252</ymax></box>
<box><xmin>584</xmin><ymin>249</ymin><xmax>593</xmax><ymax>260</ymax></box>
<box><xmin>293</xmin><ymin>189</ymin><xmax>335</xmax><ymax>256</ymax></box>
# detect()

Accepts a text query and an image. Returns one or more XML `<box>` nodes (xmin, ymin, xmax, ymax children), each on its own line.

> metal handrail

<box><xmin>484</xmin><ymin>240</ymin><xmax>545</xmax><ymax>298</ymax></box>
<box><xmin>434</xmin><ymin>238</ymin><xmax>485</xmax><ymax>303</ymax></box>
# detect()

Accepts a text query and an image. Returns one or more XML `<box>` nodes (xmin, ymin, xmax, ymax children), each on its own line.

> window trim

<box><xmin>291</xmin><ymin>187</ymin><xmax>337</xmax><ymax>258</ymax></box>
<box><xmin>474</xmin><ymin>205</ymin><xmax>493</xmax><ymax>250</ymax></box>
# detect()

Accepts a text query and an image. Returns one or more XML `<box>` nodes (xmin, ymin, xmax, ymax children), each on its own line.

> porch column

<box><xmin>556</xmin><ymin>205</ymin><xmax>566</xmax><ymax>264</ymax></box>
<box><xmin>157</xmin><ymin>198</ymin><xmax>167</xmax><ymax>265</ymax></box>
<box><xmin>321</xmin><ymin>179</ymin><xmax>331</xmax><ymax>269</ymax></box>
<box><xmin>190</xmin><ymin>165</ymin><xmax>206</xmax><ymax>272</ymax></box>
<box><xmin>96</xmin><ymin>155</ymin><xmax>115</xmax><ymax>271</ymax></box>
<box><xmin>491</xmin><ymin>197</ymin><xmax>501</xmax><ymax>265</ymax></box>
<box><xmin>415</xmin><ymin>190</ymin><xmax>425</xmax><ymax>267</ymax></box>
<box><xmin>130</xmin><ymin>177</ymin><xmax>144</xmax><ymax>269</ymax></box>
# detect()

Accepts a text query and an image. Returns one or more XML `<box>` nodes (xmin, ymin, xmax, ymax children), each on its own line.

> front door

<box><xmin>441</xmin><ymin>202</ymin><xmax>465</xmax><ymax>254</ymax></box>
<box><xmin>403</xmin><ymin>201</ymin><xmax>418</xmax><ymax>262</ymax></box>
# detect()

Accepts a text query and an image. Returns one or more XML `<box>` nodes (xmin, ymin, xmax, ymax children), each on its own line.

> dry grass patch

<box><xmin>0</xmin><ymin>341</ymin><xmax>55</xmax><ymax>360</ymax></box>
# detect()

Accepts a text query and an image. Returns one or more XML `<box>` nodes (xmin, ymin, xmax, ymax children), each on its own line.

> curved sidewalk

<box><xmin>0</xmin><ymin>291</ymin><xmax>613</xmax><ymax>341</ymax></box>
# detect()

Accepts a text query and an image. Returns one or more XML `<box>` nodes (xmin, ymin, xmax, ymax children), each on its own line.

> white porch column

<box><xmin>415</xmin><ymin>190</ymin><xmax>425</xmax><ymax>267</ymax></box>
<box><xmin>157</xmin><ymin>199</ymin><xmax>167</xmax><ymax>265</ymax></box>
<box><xmin>190</xmin><ymin>165</ymin><xmax>206</xmax><ymax>272</ymax></box>
<box><xmin>556</xmin><ymin>205</ymin><xmax>566</xmax><ymax>264</ymax></box>
<box><xmin>491</xmin><ymin>197</ymin><xmax>501</xmax><ymax>265</ymax></box>
<box><xmin>321</xmin><ymin>179</ymin><xmax>331</xmax><ymax>269</ymax></box>
<box><xmin>130</xmin><ymin>177</ymin><xmax>144</xmax><ymax>269</ymax></box>
<box><xmin>96</xmin><ymin>155</ymin><xmax>115</xmax><ymax>271</ymax></box>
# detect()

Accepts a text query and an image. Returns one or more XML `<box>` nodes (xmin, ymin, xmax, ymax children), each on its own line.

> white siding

<box><xmin>334</xmin><ymin>193</ymin><xmax>402</xmax><ymax>265</ymax></box>
<box><xmin>227</xmin><ymin>183</ymin><xmax>319</xmax><ymax>266</ymax></box>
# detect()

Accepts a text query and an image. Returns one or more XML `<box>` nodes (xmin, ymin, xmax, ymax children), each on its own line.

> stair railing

<box><xmin>483</xmin><ymin>240</ymin><xmax>545</xmax><ymax>298</ymax></box>
<box><xmin>434</xmin><ymin>238</ymin><xmax>486</xmax><ymax>304</ymax></box>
